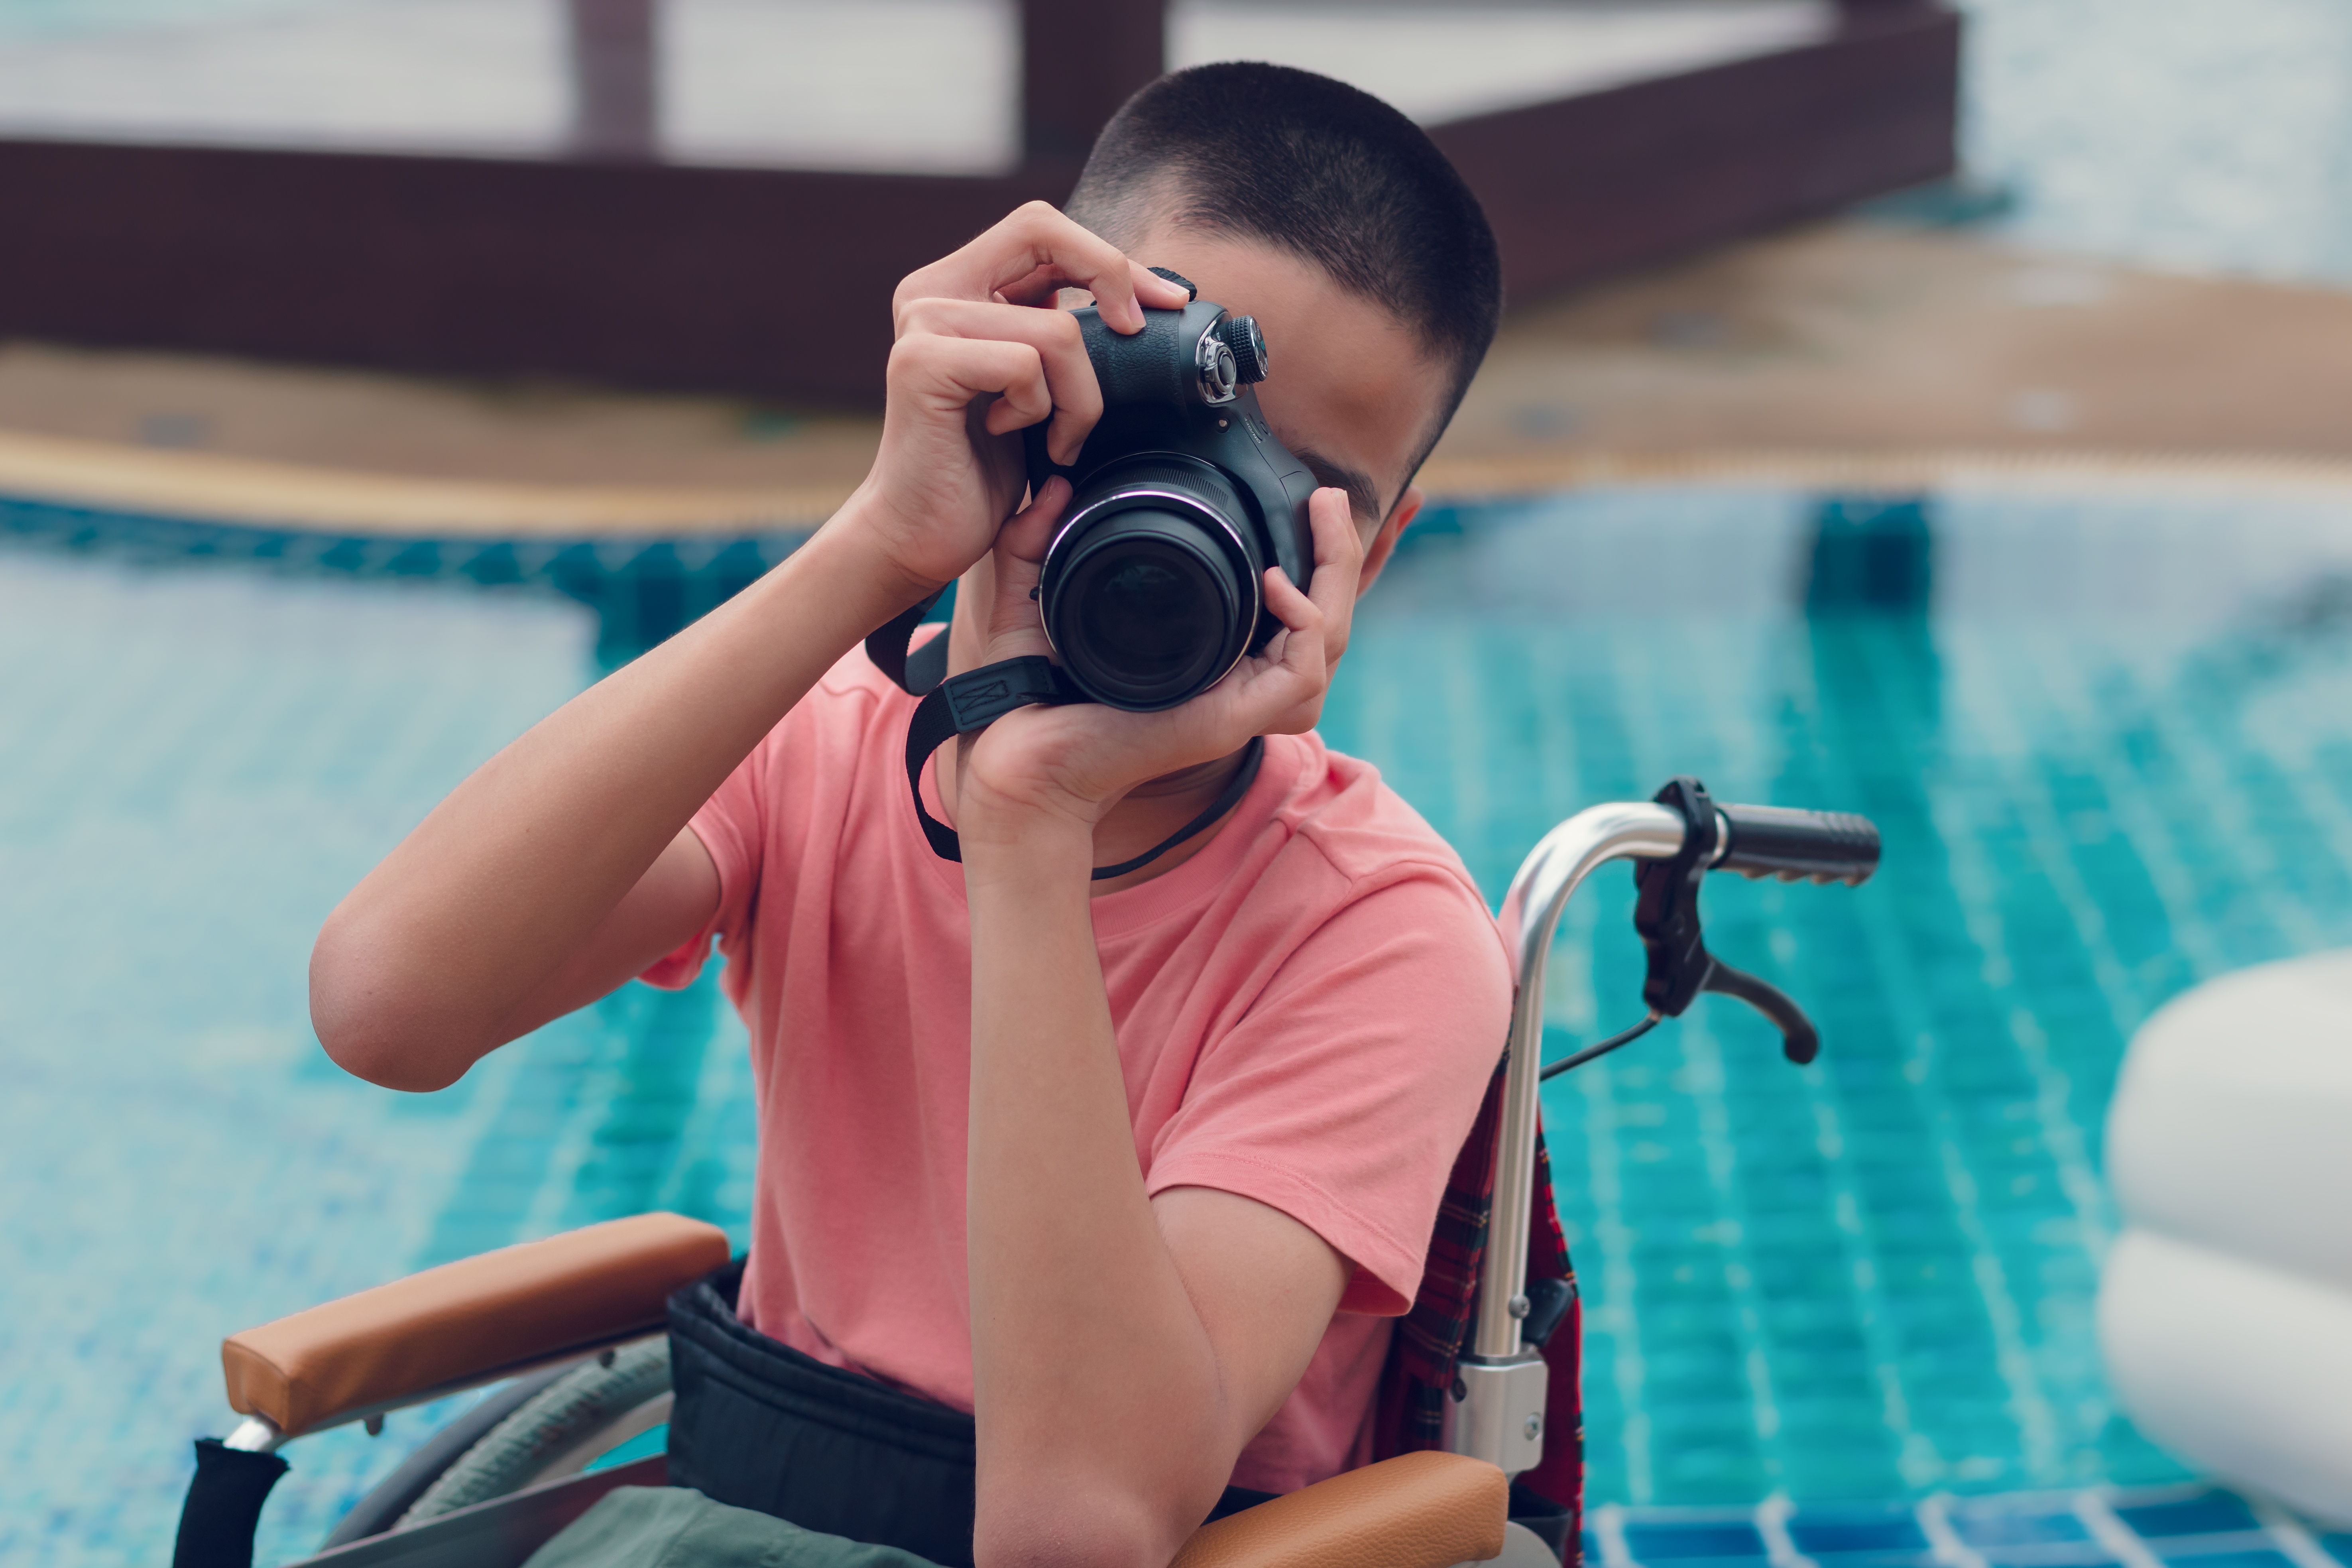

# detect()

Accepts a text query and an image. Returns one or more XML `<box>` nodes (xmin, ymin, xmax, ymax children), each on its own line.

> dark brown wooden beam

<box><xmin>0</xmin><ymin>144</ymin><xmax>1074</xmax><ymax>405</ymax></box>
<box><xmin>0</xmin><ymin>4</ymin><xmax>1957</xmax><ymax>407</ymax></box>
<box><xmin>1432</xmin><ymin>0</ymin><xmax>1960</xmax><ymax>303</ymax></box>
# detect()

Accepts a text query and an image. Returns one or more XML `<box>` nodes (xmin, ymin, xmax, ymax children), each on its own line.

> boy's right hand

<box><xmin>847</xmin><ymin>202</ymin><xmax>1194</xmax><ymax>601</ymax></box>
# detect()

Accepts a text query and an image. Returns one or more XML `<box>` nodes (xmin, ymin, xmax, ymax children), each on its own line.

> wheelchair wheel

<box><xmin>320</xmin><ymin>1337</ymin><xmax>673</xmax><ymax>1549</ymax></box>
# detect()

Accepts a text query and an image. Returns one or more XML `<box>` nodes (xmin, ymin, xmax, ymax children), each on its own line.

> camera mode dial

<box><xmin>1194</xmin><ymin>323</ymin><xmax>1241</xmax><ymax>406</ymax></box>
<box><xmin>1219</xmin><ymin>315</ymin><xmax>1270</xmax><ymax>384</ymax></box>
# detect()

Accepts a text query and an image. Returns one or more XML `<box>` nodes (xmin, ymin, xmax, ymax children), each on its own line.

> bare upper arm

<box><xmin>490</xmin><ymin>824</ymin><xmax>722</xmax><ymax>1045</ymax></box>
<box><xmin>1151</xmin><ymin>1186</ymin><xmax>1354</xmax><ymax>1446</ymax></box>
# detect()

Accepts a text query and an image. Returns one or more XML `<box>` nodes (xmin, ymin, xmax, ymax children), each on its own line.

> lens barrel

<box><xmin>1040</xmin><ymin>456</ymin><xmax>1261</xmax><ymax>710</ymax></box>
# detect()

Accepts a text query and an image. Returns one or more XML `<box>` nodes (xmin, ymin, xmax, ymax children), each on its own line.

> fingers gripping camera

<box><xmin>869</xmin><ymin>271</ymin><xmax>1310</xmax><ymax>874</ymax></box>
<box><xmin>1023</xmin><ymin>272</ymin><xmax>1320</xmax><ymax>713</ymax></box>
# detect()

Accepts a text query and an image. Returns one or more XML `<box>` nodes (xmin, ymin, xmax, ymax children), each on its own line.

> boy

<box><xmin>313</xmin><ymin>62</ymin><xmax>1510</xmax><ymax>1568</ymax></box>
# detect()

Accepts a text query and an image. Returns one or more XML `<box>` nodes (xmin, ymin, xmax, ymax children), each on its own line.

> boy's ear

<box><xmin>1356</xmin><ymin>486</ymin><xmax>1423</xmax><ymax>598</ymax></box>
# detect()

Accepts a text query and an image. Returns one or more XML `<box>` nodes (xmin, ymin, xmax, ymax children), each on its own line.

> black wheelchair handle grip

<box><xmin>1713</xmin><ymin>804</ymin><xmax>1880</xmax><ymax>886</ymax></box>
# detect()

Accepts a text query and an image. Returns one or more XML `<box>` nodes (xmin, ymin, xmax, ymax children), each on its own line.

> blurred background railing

<box><xmin>0</xmin><ymin>0</ymin><xmax>1957</xmax><ymax>403</ymax></box>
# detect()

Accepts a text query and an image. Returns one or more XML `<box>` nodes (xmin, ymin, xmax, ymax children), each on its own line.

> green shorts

<box><xmin>524</xmin><ymin>1487</ymin><xmax>945</xmax><ymax>1568</ymax></box>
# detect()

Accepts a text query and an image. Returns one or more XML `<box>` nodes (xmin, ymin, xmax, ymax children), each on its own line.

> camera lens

<box><xmin>1064</xmin><ymin>521</ymin><xmax>1228</xmax><ymax>694</ymax></box>
<box><xmin>1041</xmin><ymin>458</ymin><xmax>1261</xmax><ymax>710</ymax></box>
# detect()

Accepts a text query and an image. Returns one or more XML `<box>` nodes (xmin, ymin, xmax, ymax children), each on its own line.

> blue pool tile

<box><xmin>1949</xmin><ymin>1510</ymin><xmax>2092</xmax><ymax>1546</ymax></box>
<box><xmin>1646</xmin><ymin>1357</ymin><xmax>1751</xmax><ymax>1401</ymax></box>
<box><xmin>1652</xmin><ymin>1458</ymin><xmax>1774</xmax><ymax>1505</ymax></box>
<box><xmin>1762</xmin><ymin>1349</ymin><xmax>1875</xmax><ymax>1393</ymax></box>
<box><xmin>1806</xmin><ymin>1553</ymin><xmax>1937</xmax><ymax>1568</ymax></box>
<box><xmin>1792</xmin><ymin>1515</ymin><xmax>1929</xmax><ymax>1554</ymax></box>
<box><xmin>2113</xmin><ymin>1495</ymin><xmax>2263</xmax><ymax>1539</ymax></box>
<box><xmin>1623</xmin><ymin>1523</ymin><xmax>1770</xmax><ymax>1560</ymax></box>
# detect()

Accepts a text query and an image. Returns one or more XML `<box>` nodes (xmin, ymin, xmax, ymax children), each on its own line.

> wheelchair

<box><xmin>171</xmin><ymin>779</ymin><xmax>1879</xmax><ymax>1568</ymax></box>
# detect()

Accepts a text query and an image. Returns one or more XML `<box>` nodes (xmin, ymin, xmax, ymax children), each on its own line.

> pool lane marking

<box><xmin>1590</xmin><ymin>1504</ymin><xmax>1638</xmax><ymax>1568</ymax></box>
<box><xmin>1806</xmin><ymin>617</ymin><xmax>2069</xmax><ymax>1486</ymax></box>
<box><xmin>1632</xmin><ymin>607</ymin><xmax>1866</xmax><ymax>1493</ymax></box>
<box><xmin>1902</xmin><ymin>685</ymin><xmax>2121</xmax><ymax>1269</ymax></box>
<box><xmin>2250</xmin><ymin>1497</ymin><xmax>2342</xmax><ymax>1568</ymax></box>
<box><xmin>1917</xmin><ymin>1493</ymin><xmax>1992</xmax><ymax>1568</ymax></box>
<box><xmin>1613</xmin><ymin>630</ymin><xmax>1780</xmax><ymax>1491</ymax></box>
<box><xmin>2071</xmin><ymin>1492</ymin><xmax>2165</xmax><ymax>1568</ymax></box>
<box><xmin>1687</xmin><ymin>606</ymin><xmax>1921</xmax><ymax>1493</ymax></box>
<box><xmin>1680</xmin><ymin>1009</ymin><xmax>1787</xmax><ymax>1479</ymax></box>
<box><xmin>1570</xmin><ymin>1050</ymin><xmax>1656</xmax><ymax>1506</ymax></box>
<box><xmin>1729</xmin><ymin>646</ymin><xmax>1935</xmax><ymax>1492</ymax></box>
<box><xmin>1748</xmin><ymin>612</ymin><xmax>1947</xmax><ymax>1488</ymax></box>
<box><xmin>1918</xmin><ymin>632</ymin><xmax>2121</xmax><ymax>1247</ymax></box>
<box><xmin>1803</xmin><ymin>1077</ymin><xmax>1937</xmax><ymax>1487</ymax></box>
<box><xmin>1891</xmin><ymin>620</ymin><xmax>2129</xmax><ymax>1451</ymax></box>
<box><xmin>1755</xmin><ymin>1493</ymin><xmax>1820</xmax><ymax>1568</ymax></box>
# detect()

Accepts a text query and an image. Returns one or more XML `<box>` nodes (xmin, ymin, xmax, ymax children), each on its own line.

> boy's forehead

<box><xmin>1110</xmin><ymin>229</ymin><xmax>1443</xmax><ymax>522</ymax></box>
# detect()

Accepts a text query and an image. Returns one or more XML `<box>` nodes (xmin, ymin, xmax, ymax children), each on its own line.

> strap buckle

<box><xmin>940</xmin><ymin>657</ymin><xmax>1077</xmax><ymax>732</ymax></box>
<box><xmin>863</xmin><ymin>590</ymin><xmax>1260</xmax><ymax>879</ymax></box>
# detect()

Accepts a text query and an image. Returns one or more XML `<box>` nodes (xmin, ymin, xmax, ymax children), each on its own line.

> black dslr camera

<box><xmin>1023</xmin><ymin>275</ymin><xmax>1319</xmax><ymax>712</ymax></box>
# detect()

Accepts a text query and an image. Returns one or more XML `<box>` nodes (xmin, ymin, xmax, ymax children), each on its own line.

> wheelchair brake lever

<box><xmin>1701</xmin><ymin>958</ymin><xmax>1820</xmax><ymax>1065</ymax></box>
<box><xmin>1519</xmin><ymin>1275</ymin><xmax>1577</xmax><ymax>1350</ymax></box>
<box><xmin>1634</xmin><ymin>777</ymin><xmax>1823</xmax><ymax>1068</ymax></box>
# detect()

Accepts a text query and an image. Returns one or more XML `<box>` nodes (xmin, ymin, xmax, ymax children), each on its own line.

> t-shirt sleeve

<box><xmin>1141</xmin><ymin>869</ymin><xmax>1512</xmax><ymax>1316</ymax></box>
<box><xmin>637</xmin><ymin>736</ymin><xmax>769</xmax><ymax>992</ymax></box>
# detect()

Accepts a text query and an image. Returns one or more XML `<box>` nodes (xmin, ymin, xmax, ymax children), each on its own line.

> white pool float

<box><xmin>2100</xmin><ymin>951</ymin><xmax>2352</xmax><ymax>1525</ymax></box>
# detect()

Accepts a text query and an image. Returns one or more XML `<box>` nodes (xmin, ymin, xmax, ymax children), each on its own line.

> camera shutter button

<box><xmin>1220</xmin><ymin>315</ymin><xmax>1270</xmax><ymax>383</ymax></box>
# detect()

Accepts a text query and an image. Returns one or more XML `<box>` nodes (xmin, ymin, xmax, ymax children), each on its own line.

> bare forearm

<box><xmin>963</xmin><ymin>828</ymin><xmax>1237</xmax><ymax>1567</ymax></box>
<box><xmin>313</xmin><ymin>511</ymin><xmax>924</xmax><ymax>1086</ymax></box>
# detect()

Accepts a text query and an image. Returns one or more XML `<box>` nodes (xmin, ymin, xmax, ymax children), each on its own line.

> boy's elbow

<box><xmin>309</xmin><ymin>916</ymin><xmax>475</xmax><ymax>1093</ymax></box>
<box><xmin>974</xmin><ymin>1483</ymin><xmax>1194</xmax><ymax>1568</ymax></box>
<box><xmin>315</xmin><ymin>1017</ymin><xmax>468</xmax><ymax>1093</ymax></box>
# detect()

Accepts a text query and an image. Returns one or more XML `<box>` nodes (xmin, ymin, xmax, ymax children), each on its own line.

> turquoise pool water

<box><xmin>8</xmin><ymin>484</ymin><xmax>2352</xmax><ymax>1564</ymax></box>
<box><xmin>1342</xmin><ymin>486</ymin><xmax>2352</xmax><ymax>1509</ymax></box>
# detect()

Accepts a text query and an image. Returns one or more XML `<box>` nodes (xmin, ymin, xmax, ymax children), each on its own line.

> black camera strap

<box><xmin>865</xmin><ymin>592</ymin><xmax>1263</xmax><ymax>880</ymax></box>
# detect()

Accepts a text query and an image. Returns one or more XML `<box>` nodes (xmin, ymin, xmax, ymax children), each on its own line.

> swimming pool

<box><xmin>1343</xmin><ymin>483</ymin><xmax>2352</xmax><ymax>1508</ymax></box>
<box><xmin>8</xmin><ymin>479</ymin><xmax>2352</xmax><ymax>1564</ymax></box>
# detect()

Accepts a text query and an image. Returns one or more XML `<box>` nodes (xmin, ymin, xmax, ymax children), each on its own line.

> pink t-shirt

<box><xmin>643</xmin><ymin>645</ymin><xmax>1510</xmax><ymax>1493</ymax></box>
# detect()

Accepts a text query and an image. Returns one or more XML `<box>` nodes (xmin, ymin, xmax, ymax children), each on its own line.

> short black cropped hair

<box><xmin>1067</xmin><ymin>62</ymin><xmax>1503</xmax><ymax>476</ymax></box>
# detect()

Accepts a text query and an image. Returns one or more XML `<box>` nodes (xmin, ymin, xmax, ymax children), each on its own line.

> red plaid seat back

<box><xmin>1372</xmin><ymin>1056</ymin><xmax>1583</xmax><ymax>1561</ymax></box>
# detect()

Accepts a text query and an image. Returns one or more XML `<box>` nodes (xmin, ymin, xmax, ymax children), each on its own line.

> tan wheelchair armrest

<box><xmin>222</xmin><ymin>1212</ymin><xmax>730</xmax><ymax>1436</ymax></box>
<box><xmin>1171</xmin><ymin>1451</ymin><xmax>1510</xmax><ymax>1568</ymax></box>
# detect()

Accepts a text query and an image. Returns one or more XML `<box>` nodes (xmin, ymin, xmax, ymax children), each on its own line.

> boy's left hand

<box><xmin>949</xmin><ymin>477</ymin><xmax>1363</xmax><ymax>854</ymax></box>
